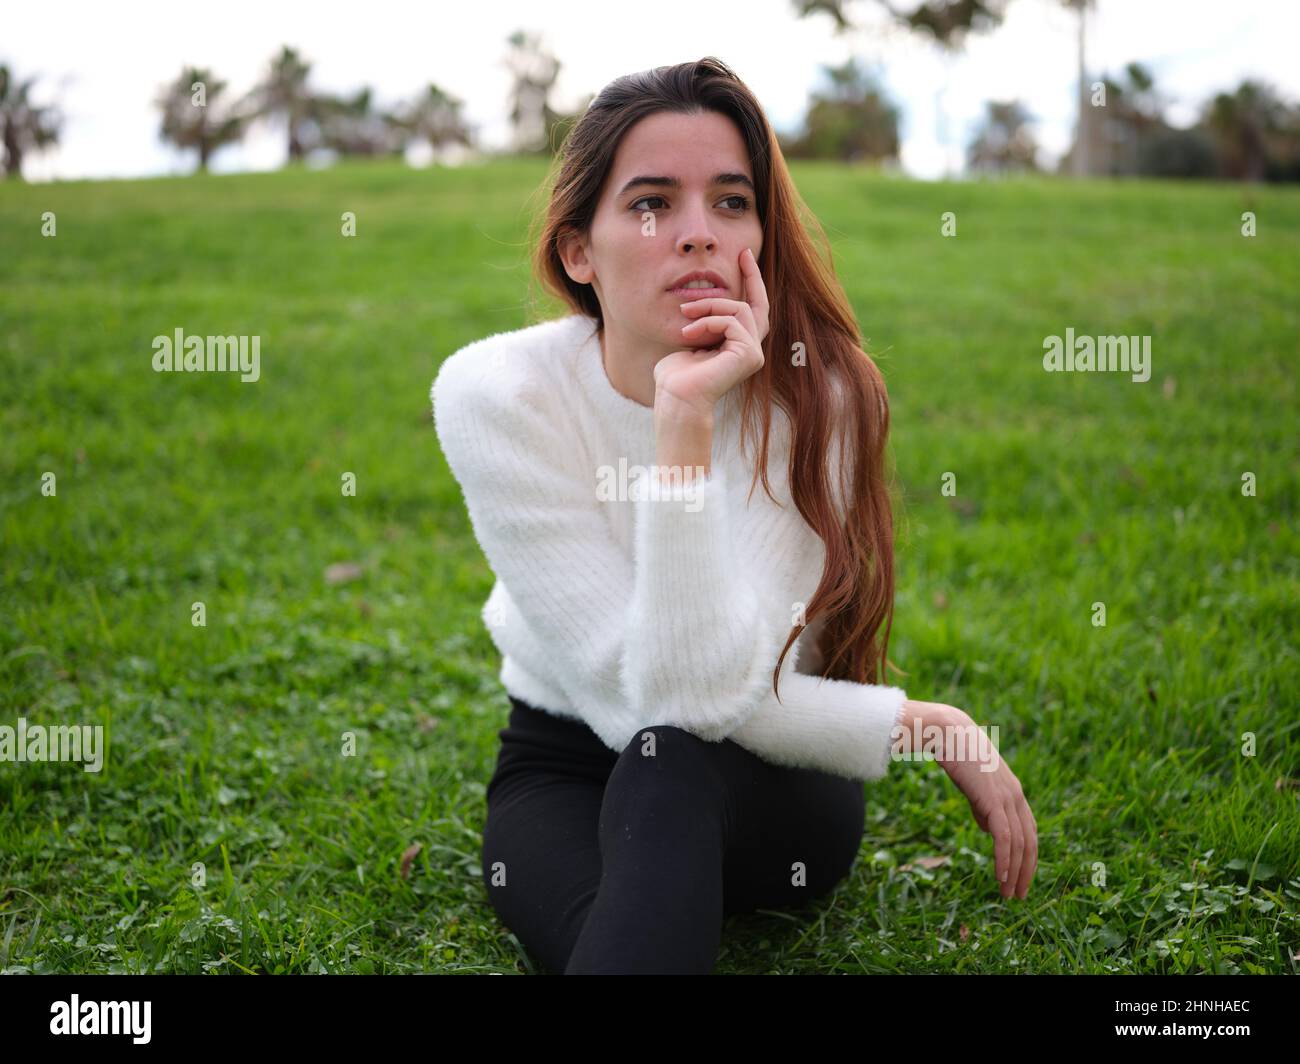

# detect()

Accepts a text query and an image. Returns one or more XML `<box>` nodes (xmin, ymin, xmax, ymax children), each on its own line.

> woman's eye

<box><xmin>629</xmin><ymin>195</ymin><xmax>751</xmax><ymax>213</ymax></box>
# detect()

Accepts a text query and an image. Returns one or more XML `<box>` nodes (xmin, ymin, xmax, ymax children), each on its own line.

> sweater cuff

<box><xmin>627</xmin><ymin>464</ymin><xmax>723</xmax><ymax>510</ymax></box>
<box><xmin>627</xmin><ymin>466</ymin><xmax>732</xmax><ymax>604</ymax></box>
<box><xmin>726</xmin><ymin>676</ymin><xmax>910</xmax><ymax>782</ymax></box>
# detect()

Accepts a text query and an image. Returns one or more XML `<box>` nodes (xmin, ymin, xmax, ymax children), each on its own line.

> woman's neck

<box><xmin>598</xmin><ymin>325</ymin><xmax>662</xmax><ymax>409</ymax></box>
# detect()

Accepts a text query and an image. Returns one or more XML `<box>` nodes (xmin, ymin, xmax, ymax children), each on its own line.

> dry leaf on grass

<box><xmin>400</xmin><ymin>843</ymin><xmax>422</xmax><ymax>881</ymax></box>
<box><xmin>325</xmin><ymin>562</ymin><xmax>364</xmax><ymax>584</ymax></box>
<box><xmin>898</xmin><ymin>855</ymin><xmax>952</xmax><ymax>873</ymax></box>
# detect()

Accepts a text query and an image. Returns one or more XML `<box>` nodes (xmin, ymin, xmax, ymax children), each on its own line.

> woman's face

<box><xmin>561</xmin><ymin>109</ymin><xmax>763</xmax><ymax>355</ymax></box>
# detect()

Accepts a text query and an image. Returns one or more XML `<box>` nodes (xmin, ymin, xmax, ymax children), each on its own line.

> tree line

<box><xmin>3</xmin><ymin>4</ymin><xmax>1298</xmax><ymax>182</ymax></box>
<box><xmin>968</xmin><ymin>66</ymin><xmax>1300</xmax><ymax>181</ymax></box>
<box><xmin>154</xmin><ymin>45</ymin><xmax>475</xmax><ymax>172</ymax></box>
<box><xmin>789</xmin><ymin>0</ymin><xmax>1300</xmax><ymax>181</ymax></box>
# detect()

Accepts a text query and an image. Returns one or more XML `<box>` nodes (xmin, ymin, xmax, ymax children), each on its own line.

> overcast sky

<box><xmin>8</xmin><ymin>0</ymin><xmax>1299</xmax><ymax>182</ymax></box>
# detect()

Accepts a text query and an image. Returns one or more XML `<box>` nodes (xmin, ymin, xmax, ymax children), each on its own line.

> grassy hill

<box><xmin>1</xmin><ymin>158</ymin><xmax>1297</xmax><ymax>973</ymax></box>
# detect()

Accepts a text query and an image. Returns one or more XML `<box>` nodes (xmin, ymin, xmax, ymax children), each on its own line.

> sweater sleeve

<box><xmin>723</xmin><ymin>669</ymin><xmax>908</xmax><ymax>781</ymax></box>
<box><xmin>431</xmin><ymin>344</ymin><xmax>908</xmax><ymax>780</ymax></box>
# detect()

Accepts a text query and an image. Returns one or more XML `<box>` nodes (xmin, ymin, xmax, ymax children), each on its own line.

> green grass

<box><xmin>1</xmin><ymin>157</ymin><xmax>1297</xmax><ymax>974</ymax></box>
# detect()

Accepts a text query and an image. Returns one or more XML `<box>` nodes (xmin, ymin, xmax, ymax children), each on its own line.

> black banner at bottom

<box><xmin>0</xmin><ymin>973</ymin><xmax>1291</xmax><ymax>1049</ymax></box>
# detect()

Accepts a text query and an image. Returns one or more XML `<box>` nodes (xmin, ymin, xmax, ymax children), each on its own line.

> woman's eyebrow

<box><xmin>617</xmin><ymin>172</ymin><xmax>755</xmax><ymax>195</ymax></box>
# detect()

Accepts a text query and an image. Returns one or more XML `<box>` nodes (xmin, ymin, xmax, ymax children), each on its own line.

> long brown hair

<box><xmin>528</xmin><ymin>56</ymin><xmax>904</xmax><ymax>698</ymax></box>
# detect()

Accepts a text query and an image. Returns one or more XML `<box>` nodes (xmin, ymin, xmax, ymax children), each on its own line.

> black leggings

<box><xmin>480</xmin><ymin>695</ymin><xmax>867</xmax><ymax>974</ymax></box>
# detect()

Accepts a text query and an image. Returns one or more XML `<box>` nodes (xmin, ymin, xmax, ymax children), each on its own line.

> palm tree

<box><xmin>1204</xmin><ymin>80</ymin><xmax>1292</xmax><ymax>182</ymax></box>
<box><xmin>317</xmin><ymin>87</ymin><xmax>405</xmax><ymax>157</ymax></box>
<box><xmin>1062</xmin><ymin>0</ymin><xmax>1096</xmax><ymax>176</ymax></box>
<box><xmin>392</xmin><ymin>84</ymin><xmax>475</xmax><ymax>158</ymax></box>
<box><xmin>156</xmin><ymin>67</ymin><xmax>246</xmax><ymax>172</ymax></box>
<box><xmin>1096</xmin><ymin>63</ymin><xmax>1163</xmax><ymax>175</ymax></box>
<box><xmin>503</xmin><ymin>30</ymin><xmax>562</xmax><ymax>154</ymax></box>
<box><xmin>0</xmin><ymin>64</ymin><xmax>62</xmax><ymax>180</ymax></box>
<box><xmin>248</xmin><ymin>46</ymin><xmax>318</xmax><ymax>162</ymax></box>
<box><xmin>791</xmin><ymin>0</ymin><xmax>1009</xmax><ymax>45</ymax></box>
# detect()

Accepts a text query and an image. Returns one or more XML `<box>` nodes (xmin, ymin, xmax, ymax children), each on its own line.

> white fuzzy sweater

<box><xmin>430</xmin><ymin>313</ymin><xmax>909</xmax><ymax>781</ymax></box>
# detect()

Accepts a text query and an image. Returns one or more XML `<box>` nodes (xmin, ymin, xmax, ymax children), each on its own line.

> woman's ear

<box><xmin>558</xmin><ymin>229</ymin><xmax>595</xmax><ymax>286</ymax></box>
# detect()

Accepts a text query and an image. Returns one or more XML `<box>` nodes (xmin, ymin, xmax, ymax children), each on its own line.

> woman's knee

<box><xmin>600</xmin><ymin>724</ymin><xmax>727</xmax><ymax>826</ymax></box>
<box><xmin>615</xmin><ymin>723</ymin><xmax>729</xmax><ymax>785</ymax></box>
<box><xmin>616</xmin><ymin>722</ymin><xmax>695</xmax><ymax>756</ymax></box>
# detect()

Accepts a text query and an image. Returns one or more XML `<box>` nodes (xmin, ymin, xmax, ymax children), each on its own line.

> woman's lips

<box><xmin>668</xmin><ymin>286</ymin><xmax>730</xmax><ymax>300</ymax></box>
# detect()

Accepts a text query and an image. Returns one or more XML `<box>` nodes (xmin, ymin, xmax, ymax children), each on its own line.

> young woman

<box><xmin>432</xmin><ymin>57</ymin><xmax>1037</xmax><ymax>975</ymax></box>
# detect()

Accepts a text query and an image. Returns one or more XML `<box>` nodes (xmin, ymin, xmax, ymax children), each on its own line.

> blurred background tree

<box><xmin>1060</xmin><ymin>0</ymin><xmax>1096</xmax><ymax>176</ymax></box>
<box><xmin>967</xmin><ymin>100</ymin><xmax>1039</xmax><ymax>174</ymax></box>
<box><xmin>314</xmin><ymin>86</ymin><xmax>406</xmax><ymax>158</ymax></box>
<box><xmin>792</xmin><ymin>2</ymin><xmax>1010</xmax><ymax>177</ymax></box>
<box><xmin>1059</xmin><ymin>61</ymin><xmax>1162</xmax><ymax>177</ymax></box>
<box><xmin>247</xmin><ymin>46</ymin><xmax>323</xmax><ymax>163</ymax></box>
<box><xmin>0</xmin><ymin>63</ymin><xmax>62</xmax><ymax>180</ymax></box>
<box><xmin>1204</xmin><ymin>80</ymin><xmax>1300</xmax><ymax>182</ymax></box>
<box><xmin>504</xmin><ymin>30</ymin><xmax>562</xmax><ymax>154</ymax></box>
<box><xmin>793</xmin><ymin>0</ymin><xmax>1009</xmax><ymax>45</ymax></box>
<box><xmin>1055</xmin><ymin>64</ymin><xmax>1300</xmax><ymax>181</ymax></box>
<box><xmin>781</xmin><ymin>56</ymin><xmax>901</xmax><ymax>163</ymax></box>
<box><xmin>155</xmin><ymin>66</ymin><xmax>246</xmax><ymax>172</ymax></box>
<box><xmin>391</xmin><ymin>83</ymin><xmax>477</xmax><ymax>163</ymax></box>
<box><xmin>39</xmin><ymin>10</ymin><xmax>1300</xmax><ymax>182</ymax></box>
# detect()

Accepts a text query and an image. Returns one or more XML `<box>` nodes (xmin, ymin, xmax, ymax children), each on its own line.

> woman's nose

<box><xmin>675</xmin><ymin>209</ymin><xmax>718</xmax><ymax>254</ymax></box>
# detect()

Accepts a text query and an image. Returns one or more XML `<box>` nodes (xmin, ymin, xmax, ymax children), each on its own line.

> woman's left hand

<box><xmin>933</xmin><ymin>704</ymin><xmax>1039</xmax><ymax>901</ymax></box>
<box><xmin>677</xmin><ymin>245</ymin><xmax>770</xmax><ymax>350</ymax></box>
<box><xmin>654</xmin><ymin>246</ymin><xmax>770</xmax><ymax>417</ymax></box>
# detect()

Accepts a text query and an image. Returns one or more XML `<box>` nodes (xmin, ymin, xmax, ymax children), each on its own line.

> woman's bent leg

<box><xmin>564</xmin><ymin>723</ymin><xmax>867</xmax><ymax>973</ymax></box>
<box><xmin>564</xmin><ymin>724</ymin><xmax>729</xmax><ymax>974</ymax></box>
<box><xmin>718</xmin><ymin>749</ymin><xmax>866</xmax><ymax>917</ymax></box>
<box><xmin>481</xmin><ymin>699</ymin><xmax>617</xmax><ymax>975</ymax></box>
<box><xmin>483</xmin><ymin>706</ymin><xmax>868</xmax><ymax>974</ymax></box>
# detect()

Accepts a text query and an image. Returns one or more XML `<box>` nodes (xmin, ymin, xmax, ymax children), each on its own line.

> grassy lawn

<box><xmin>1</xmin><ymin>157</ymin><xmax>1296</xmax><ymax>974</ymax></box>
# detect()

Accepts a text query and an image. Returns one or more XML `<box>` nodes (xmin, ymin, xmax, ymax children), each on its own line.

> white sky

<box><xmin>8</xmin><ymin>0</ymin><xmax>1299</xmax><ymax>182</ymax></box>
